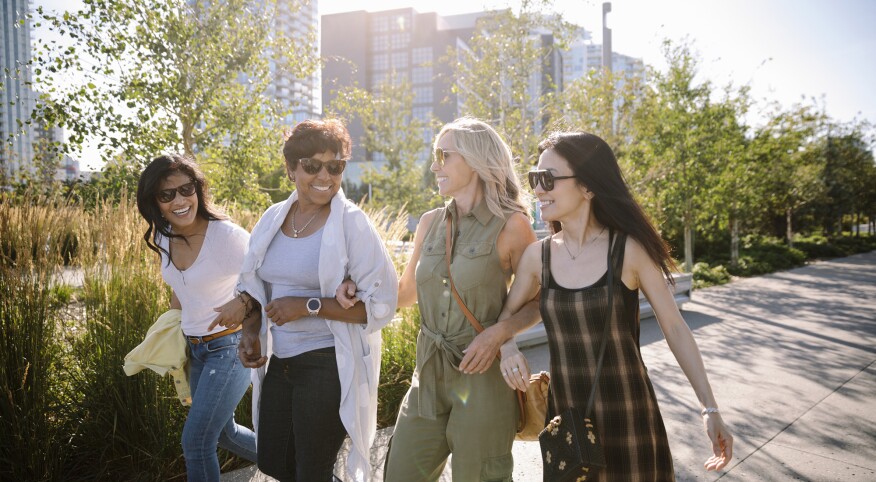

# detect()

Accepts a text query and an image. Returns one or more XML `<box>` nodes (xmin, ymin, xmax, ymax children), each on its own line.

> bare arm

<box><xmin>397</xmin><ymin>209</ymin><xmax>437</xmax><ymax>308</ymax></box>
<box><xmin>630</xmin><ymin>239</ymin><xmax>733</xmax><ymax>471</ymax></box>
<box><xmin>265</xmin><ymin>296</ymin><xmax>367</xmax><ymax>325</ymax></box>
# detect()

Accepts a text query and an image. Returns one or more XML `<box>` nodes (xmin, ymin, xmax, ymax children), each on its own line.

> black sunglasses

<box><xmin>156</xmin><ymin>181</ymin><xmax>197</xmax><ymax>203</ymax></box>
<box><xmin>527</xmin><ymin>170</ymin><xmax>576</xmax><ymax>191</ymax></box>
<box><xmin>433</xmin><ymin>147</ymin><xmax>458</xmax><ymax>166</ymax></box>
<box><xmin>298</xmin><ymin>157</ymin><xmax>347</xmax><ymax>176</ymax></box>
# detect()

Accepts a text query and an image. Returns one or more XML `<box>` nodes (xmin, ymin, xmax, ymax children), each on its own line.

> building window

<box><xmin>372</xmin><ymin>16</ymin><xmax>390</xmax><ymax>32</ymax></box>
<box><xmin>373</xmin><ymin>35</ymin><xmax>389</xmax><ymax>51</ymax></box>
<box><xmin>391</xmin><ymin>52</ymin><xmax>408</xmax><ymax>69</ymax></box>
<box><xmin>412</xmin><ymin>47</ymin><xmax>432</xmax><ymax>65</ymax></box>
<box><xmin>413</xmin><ymin>86</ymin><xmax>433</xmax><ymax>104</ymax></box>
<box><xmin>390</xmin><ymin>33</ymin><xmax>410</xmax><ymax>49</ymax></box>
<box><xmin>371</xmin><ymin>53</ymin><xmax>389</xmax><ymax>71</ymax></box>
<box><xmin>413</xmin><ymin>106</ymin><xmax>432</xmax><ymax>122</ymax></box>
<box><xmin>412</xmin><ymin>66</ymin><xmax>433</xmax><ymax>85</ymax></box>
<box><xmin>392</xmin><ymin>14</ymin><xmax>410</xmax><ymax>31</ymax></box>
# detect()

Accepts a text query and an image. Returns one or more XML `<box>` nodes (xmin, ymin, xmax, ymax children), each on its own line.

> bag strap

<box><xmin>584</xmin><ymin>228</ymin><xmax>616</xmax><ymax>418</ymax></box>
<box><xmin>444</xmin><ymin>215</ymin><xmax>486</xmax><ymax>332</ymax></box>
<box><xmin>444</xmin><ymin>217</ymin><xmax>527</xmax><ymax>427</ymax></box>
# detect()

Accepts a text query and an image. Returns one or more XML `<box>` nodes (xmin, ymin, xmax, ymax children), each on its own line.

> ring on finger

<box><xmin>512</xmin><ymin>367</ymin><xmax>519</xmax><ymax>372</ymax></box>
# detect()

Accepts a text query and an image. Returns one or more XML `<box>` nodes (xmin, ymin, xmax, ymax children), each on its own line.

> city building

<box><xmin>272</xmin><ymin>0</ymin><xmax>321</xmax><ymax>124</ymax></box>
<box><xmin>321</xmin><ymin>8</ymin><xmax>564</xmax><ymax>185</ymax></box>
<box><xmin>1</xmin><ymin>0</ymin><xmax>35</xmax><ymax>182</ymax></box>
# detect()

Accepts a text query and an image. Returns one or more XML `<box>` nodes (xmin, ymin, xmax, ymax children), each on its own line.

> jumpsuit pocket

<box><xmin>480</xmin><ymin>452</ymin><xmax>513</xmax><ymax>482</ymax></box>
<box><xmin>451</xmin><ymin>242</ymin><xmax>493</xmax><ymax>291</ymax></box>
<box><xmin>416</xmin><ymin>240</ymin><xmax>446</xmax><ymax>285</ymax></box>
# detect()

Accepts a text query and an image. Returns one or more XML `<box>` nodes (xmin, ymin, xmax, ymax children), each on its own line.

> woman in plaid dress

<box><xmin>486</xmin><ymin>132</ymin><xmax>733</xmax><ymax>480</ymax></box>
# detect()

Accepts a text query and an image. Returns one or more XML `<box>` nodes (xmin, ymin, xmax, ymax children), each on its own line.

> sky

<box><xmin>32</xmin><ymin>0</ymin><xmax>876</xmax><ymax>168</ymax></box>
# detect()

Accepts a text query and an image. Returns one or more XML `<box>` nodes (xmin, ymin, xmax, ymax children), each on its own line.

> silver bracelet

<box><xmin>701</xmin><ymin>407</ymin><xmax>720</xmax><ymax>416</ymax></box>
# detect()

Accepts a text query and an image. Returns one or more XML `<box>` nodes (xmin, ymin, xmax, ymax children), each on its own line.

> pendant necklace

<box><xmin>290</xmin><ymin>204</ymin><xmax>323</xmax><ymax>238</ymax></box>
<box><xmin>563</xmin><ymin>226</ymin><xmax>606</xmax><ymax>260</ymax></box>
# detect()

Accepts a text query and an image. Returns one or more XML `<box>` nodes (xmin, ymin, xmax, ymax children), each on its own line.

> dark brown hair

<box><xmin>538</xmin><ymin>131</ymin><xmax>677</xmax><ymax>281</ymax></box>
<box><xmin>135</xmin><ymin>154</ymin><xmax>227</xmax><ymax>260</ymax></box>
<box><xmin>283</xmin><ymin>118</ymin><xmax>352</xmax><ymax>170</ymax></box>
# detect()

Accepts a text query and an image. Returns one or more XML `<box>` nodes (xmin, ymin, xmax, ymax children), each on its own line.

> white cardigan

<box><xmin>238</xmin><ymin>189</ymin><xmax>398</xmax><ymax>482</ymax></box>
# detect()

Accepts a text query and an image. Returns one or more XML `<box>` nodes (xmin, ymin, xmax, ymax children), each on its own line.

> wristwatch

<box><xmin>306</xmin><ymin>297</ymin><xmax>322</xmax><ymax>316</ymax></box>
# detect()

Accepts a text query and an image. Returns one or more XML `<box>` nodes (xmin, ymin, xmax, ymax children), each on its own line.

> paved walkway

<box><xmin>223</xmin><ymin>251</ymin><xmax>876</xmax><ymax>481</ymax></box>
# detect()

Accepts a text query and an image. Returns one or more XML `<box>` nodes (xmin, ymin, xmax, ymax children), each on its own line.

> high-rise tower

<box><xmin>1</xmin><ymin>0</ymin><xmax>36</xmax><ymax>181</ymax></box>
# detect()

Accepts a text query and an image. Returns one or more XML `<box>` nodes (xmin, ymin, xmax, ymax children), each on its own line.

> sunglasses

<box><xmin>298</xmin><ymin>157</ymin><xmax>347</xmax><ymax>176</ymax></box>
<box><xmin>527</xmin><ymin>170</ymin><xmax>576</xmax><ymax>191</ymax></box>
<box><xmin>156</xmin><ymin>182</ymin><xmax>197</xmax><ymax>203</ymax></box>
<box><xmin>433</xmin><ymin>148</ymin><xmax>458</xmax><ymax>167</ymax></box>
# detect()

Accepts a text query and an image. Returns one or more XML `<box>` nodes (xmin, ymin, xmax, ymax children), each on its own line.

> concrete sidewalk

<box><xmin>223</xmin><ymin>251</ymin><xmax>876</xmax><ymax>481</ymax></box>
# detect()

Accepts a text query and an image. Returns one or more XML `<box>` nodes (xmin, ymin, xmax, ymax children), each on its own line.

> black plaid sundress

<box><xmin>541</xmin><ymin>232</ymin><xmax>675</xmax><ymax>481</ymax></box>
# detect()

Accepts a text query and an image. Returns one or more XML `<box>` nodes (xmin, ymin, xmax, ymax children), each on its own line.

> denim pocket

<box><xmin>205</xmin><ymin>332</ymin><xmax>240</xmax><ymax>353</ymax></box>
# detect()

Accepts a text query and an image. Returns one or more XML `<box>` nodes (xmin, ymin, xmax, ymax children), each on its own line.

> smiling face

<box><xmin>431</xmin><ymin>132</ymin><xmax>480</xmax><ymax>198</ymax></box>
<box><xmin>534</xmin><ymin>148</ymin><xmax>591</xmax><ymax>223</ymax></box>
<box><xmin>156</xmin><ymin>171</ymin><xmax>200</xmax><ymax>231</ymax></box>
<box><xmin>290</xmin><ymin>150</ymin><xmax>343</xmax><ymax>209</ymax></box>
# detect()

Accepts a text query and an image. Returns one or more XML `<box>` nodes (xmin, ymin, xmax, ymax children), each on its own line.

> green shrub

<box><xmin>692</xmin><ymin>262</ymin><xmax>732</xmax><ymax>289</ymax></box>
<box><xmin>726</xmin><ymin>236</ymin><xmax>806</xmax><ymax>276</ymax></box>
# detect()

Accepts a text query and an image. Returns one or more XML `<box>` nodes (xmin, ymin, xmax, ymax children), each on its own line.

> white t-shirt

<box><xmin>159</xmin><ymin>219</ymin><xmax>250</xmax><ymax>336</ymax></box>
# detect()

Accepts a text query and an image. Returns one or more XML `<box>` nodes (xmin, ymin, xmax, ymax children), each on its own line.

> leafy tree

<box><xmin>328</xmin><ymin>72</ymin><xmax>443</xmax><ymax>216</ymax></box>
<box><xmin>752</xmin><ymin>103</ymin><xmax>825</xmax><ymax>246</ymax></box>
<box><xmin>448</xmin><ymin>0</ymin><xmax>573</xmax><ymax>166</ymax></box>
<box><xmin>628</xmin><ymin>40</ymin><xmax>724</xmax><ymax>271</ymax></box>
<box><xmin>30</xmin><ymin>0</ymin><xmax>317</xmax><ymax>208</ymax></box>
<box><xmin>700</xmin><ymin>88</ymin><xmax>755</xmax><ymax>265</ymax></box>
<box><xmin>816</xmin><ymin>122</ymin><xmax>875</xmax><ymax>236</ymax></box>
<box><xmin>559</xmin><ymin>66</ymin><xmax>645</xmax><ymax>155</ymax></box>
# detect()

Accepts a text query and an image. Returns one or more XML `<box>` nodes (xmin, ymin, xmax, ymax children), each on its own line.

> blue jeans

<box><xmin>257</xmin><ymin>348</ymin><xmax>347</xmax><ymax>482</ymax></box>
<box><xmin>183</xmin><ymin>331</ymin><xmax>257</xmax><ymax>481</ymax></box>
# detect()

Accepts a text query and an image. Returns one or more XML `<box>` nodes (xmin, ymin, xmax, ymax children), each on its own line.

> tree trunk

<box><xmin>786</xmin><ymin>207</ymin><xmax>794</xmax><ymax>247</ymax></box>
<box><xmin>730</xmin><ymin>216</ymin><xmax>739</xmax><ymax>267</ymax></box>
<box><xmin>684</xmin><ymin>221</ymin><xmax>693</xmax><ymax>273</ymax></box>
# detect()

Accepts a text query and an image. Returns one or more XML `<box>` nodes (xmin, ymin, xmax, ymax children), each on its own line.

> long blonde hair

<box><xmin>435</xmin><ymin>117</ymin><xmax>531</xmax><ymax>219</ymax></box>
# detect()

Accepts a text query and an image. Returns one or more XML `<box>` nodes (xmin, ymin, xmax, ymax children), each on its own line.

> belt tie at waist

<box><xmin>417</xmin><ymin>323</ymin><xmax>471</xmax><ymax>419</ymax></box>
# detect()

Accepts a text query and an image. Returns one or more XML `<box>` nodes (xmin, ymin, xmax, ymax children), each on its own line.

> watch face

<box><xmin>307</xmin><ymin>298</ymin><xmax>321</xmax><ymax>312</ymax></box>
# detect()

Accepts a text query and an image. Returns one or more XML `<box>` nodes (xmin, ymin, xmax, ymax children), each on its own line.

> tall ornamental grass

<box><xmin>0</xmin><ymin>196</ymin><xmax>81</xmax><ymax>481</ymax></box>
<box><xmin>0</xmin><ymin>194</ymin><xmax>418</xmax><ymax>479</ymax></box>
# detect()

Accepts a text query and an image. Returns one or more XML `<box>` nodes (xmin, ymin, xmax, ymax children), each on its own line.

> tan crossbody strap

<box><xmin>444</xmin><ymin>216</ymin><xmax>486</xmax><ymax>332</ymax></box>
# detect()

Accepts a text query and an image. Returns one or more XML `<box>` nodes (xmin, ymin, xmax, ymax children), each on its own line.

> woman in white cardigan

<box><xmin>211</xmin><ymin>119</ymin><xmax>398</xmax><ymax>482</ymax></box>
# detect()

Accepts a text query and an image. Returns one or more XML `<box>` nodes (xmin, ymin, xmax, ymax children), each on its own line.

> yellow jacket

<box><xmin>123</xmin><ymin>309</ymin><xmax>191</xmax><ymax>406</ymax></box>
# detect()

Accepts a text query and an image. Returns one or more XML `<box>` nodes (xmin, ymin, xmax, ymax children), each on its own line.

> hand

<box><xmin>499</xmin><ymin>340</ymin><xmax>530</xmax><ymax>391</ymax></box>
<box><xmin>703</xmin><ymin>413</ymin><xmax>733</xmax><ymax>471</ymax></box>
<box><xmin>209</xmin><ymin>295</ymin><xmax>247</xmax><ymax>331</ymax></box>
<box><xmin>459</xmin><ymin>323</ymin><xmax>510</xmax><ymax>374</ymax></box>
<box><xmin>238</xmin><ymin>329</ymin><xmax>267</xmax><ymax>368</ymax></box>
<box><xmin>335</xmin><ymin>279</ymin><xmax>359</xmax><ymax>309</ymax></box>
<box><xmin>264</xmin><ymin>297</ymin><xmax>303</xmax><ymax>326</ymax></box>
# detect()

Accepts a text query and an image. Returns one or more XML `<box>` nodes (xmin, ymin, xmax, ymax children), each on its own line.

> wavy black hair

<box><xmin>538</xmin><ymin>131</ymin><xmax>677</xmax><ymax>281</ymax></box>
<box><xmin>135</xmin><ymin>154</ymin><xmax>227</xmax><ymax>260</ymax></box>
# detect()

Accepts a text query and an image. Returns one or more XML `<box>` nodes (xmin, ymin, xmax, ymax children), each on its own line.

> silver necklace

<box><xmin>562</xmin><ymin>226</ymin><xmax>606</xmax><ymax>260</ymax></box>
<box><xmin>290</xmin><ymin>204</ymin><xmax>323</xmax><ymax>238</ymax></box>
